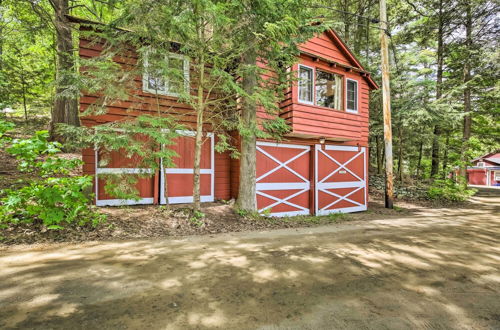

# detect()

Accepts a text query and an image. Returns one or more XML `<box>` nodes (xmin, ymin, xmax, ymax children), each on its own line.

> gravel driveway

<box><xmin>1</xmin><ymin>192</ymin><xmax>499</xmax><ymax>329</ymax></box>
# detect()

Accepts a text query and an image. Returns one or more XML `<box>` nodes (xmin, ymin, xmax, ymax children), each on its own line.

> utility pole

<box><xmin>379</xmin><ymin>0</ymin><xmax>394</xmax><ymax>208</ymax></box>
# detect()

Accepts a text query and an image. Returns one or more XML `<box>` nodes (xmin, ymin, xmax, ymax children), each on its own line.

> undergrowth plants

<box><xmin>427</xmin><ymin>179</ymin><xmax>477</xmax><ymax>202</ymax></box>
<box><xmin>0</xmin><ymin>121</ymin><xmax>105</xmax><ymax>229</ymax></box>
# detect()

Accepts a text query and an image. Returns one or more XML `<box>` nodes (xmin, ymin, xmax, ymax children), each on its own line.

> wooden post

<box><xmin>379</xmin><ymin>0</ymin><xmax>394</xmax><ymax>208</ymax></box>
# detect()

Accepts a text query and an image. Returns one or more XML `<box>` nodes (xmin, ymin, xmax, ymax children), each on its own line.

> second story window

<box><xmin>298</xmin><ymin>65</ymin><xmax>314</xmax><ymax>104</ymax></box>
<box><xmin>316</xmin><ymin>70</ymin><xmax>343</xmax><ymax>110</ymax></box>
<box><xmin>143</xmin><ymin>50</ymin><xmax>189</xmax><ymax>96</ymax></box>
<box><xmin>346</xmin><ymin>79</ymin><xmax>358</xmax><ymax>113</ymax></box>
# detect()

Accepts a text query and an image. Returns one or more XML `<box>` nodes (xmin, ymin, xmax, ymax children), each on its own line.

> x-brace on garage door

<box><xmin>256</xmin><ymin>142</ymin><xmax>311</xmax><ymax>217</ymax></box>
<box><xmin>315</xmin><ymin>145</ymin><xmax>367</xmax><ymax>215</ymax></box>
<box><xmin>255</xmin><ymin>142</ymin><xmax>367</xmax><ymax>217</ymax></box>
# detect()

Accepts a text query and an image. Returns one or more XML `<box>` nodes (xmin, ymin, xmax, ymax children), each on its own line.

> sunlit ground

<box><xmin>0</xmin><ymin>194</ymin><xmax>499</xmax><ymax>329</ymax></box>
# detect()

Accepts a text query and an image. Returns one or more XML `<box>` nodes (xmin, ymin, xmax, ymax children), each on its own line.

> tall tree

<box><xmin>430</xmin><ymin>0</ymin><xmax>445</xmax><ymax>178</ymax></box>
<box><xmin>50</xmin><ymin>0</ymin><xmax>79</xmax><ymax>137</ymax></box>
<box><xmin>459</xmin><ymin>1</ymin><xmax>473</xmax><ymax>183</ymax></box>
<box><xmin>230</xmin><ymin>0</ymin><xmax>320</xmax><ymax>212</ymax></box>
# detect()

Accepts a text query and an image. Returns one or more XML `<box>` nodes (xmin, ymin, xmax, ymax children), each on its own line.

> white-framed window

<box><xmin>346</xmin><ymin>78</ymin><xmax>358</xmax><ymax>113</ymax></box>
<box><xmin>298</xmin><ymin>64</ymin><xmax>314</xmax><ymax>104</ymax></box>
<box><xmin>298</xmin><ymin>64</ymin><xmax>355</xmax><ymax>112</ymax></box>
<box><xmin>494</xmin><ymin>171</ymin><xmax>500</xmax><ymax>181</ymax></box>
<box><xmin>316</xmin><ymin>69</ymin><xmax>343</xmax><ymax>110</ymax></box>
<box><xmin>477</xmin><ymin>161</ymin><xmax>485</xmax><ymax>167</ymax></box>
<box><xmin>143</xmin><ymin>50</ymin><xmax>189</xmax><ymax>97</ymax></box>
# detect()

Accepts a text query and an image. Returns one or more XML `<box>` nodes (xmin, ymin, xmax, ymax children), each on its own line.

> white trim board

<box><xmin>256</xmin><ymin>142</ymin><xmax>311</xmax><ymax>217</ymax></box>
<box><xmin>96</xmin><ymin>198</ymin><xmax>154</xmax><ymax>207</ymax></box>
<box><xmin>160</xmin><ymin>131</ymin><xmax>215</xmax><ymax>205</ymax></box>
<box><xmin>315</xmin><ymin>145</ymin><xmax>367</xmax><ymax>215</ymax></box>
<box><xmin>94</xmin><ymin>149</ymin><xmax>155</xmax><ymax>206</ymax></box>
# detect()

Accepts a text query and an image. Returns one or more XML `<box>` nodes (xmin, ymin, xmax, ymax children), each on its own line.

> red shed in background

<box><xmin>457</xmin><ymin>151</ymin><xmax>500</xmax><ymax>187</ymax></box>
<box><xmin>74</xmin><ymin>17</ymin><xmax>379</xmax><ymax>216</ymax></box>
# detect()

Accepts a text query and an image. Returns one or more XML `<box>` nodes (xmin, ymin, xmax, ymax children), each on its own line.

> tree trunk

<box><xmin>442</xmin><ymin>133</ymin><xmax>449</xmax><ymax>178</ymax></box>
<box><xmin>192</xmin><ymin>55</ymin><xmax>205</xmax><ymax>212</ymax></box>
<box><xmin>430</xmin><ymin>0</ymin><xmax>445</xmax><ymax>179</ymax></box>
<box><xmin>49</xmin><ymin>0</ymin><xmax>79</xmax><ymax>141</ymax></box>
<box><xmin>459</xmin><ymin>2</ymin><xmax>473</xmax><ymax>185</ymax></box>
<box><xmin>353</xmin><ymin>6</ymin><xmax>366</xmax><ymax>55</ymax></box>
<box><xmin>236</xmin><ymin>45</ymin><xmax>258</xmax><ymax>212</ymax></box>
<box><xmin>416</xmin><ymin>139</ymin><xmax>423</xmax><ymax>177</ymax></box>
<box><xmin>343</xmin><ymin>0</ymin><xmax>350</xmax><ymax>43</ymax></box>
<box><xmin>376</xmin><ymin>135</ymin><xmax>382</xmax><ymax>175</ymax></box>
<box><xmin>430</xmin><ymin>126</ymin><xmax>441</xmax><ymax>178</ymax></box>
<box><xmin>21</xmin><ymin>76</ymin><xmax>27</xmax><ymax>121</ymax></box>
<box><xmin>397</xmin><ymin>127</ymin><xmax>403</xmax><ymax>182</ymax></box>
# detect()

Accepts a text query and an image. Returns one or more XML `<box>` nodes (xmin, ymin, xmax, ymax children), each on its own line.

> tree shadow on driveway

<box><xmin>0</xmin><ymin>200</ymin><xmax>499</xmax><ymax>329</ymax></box>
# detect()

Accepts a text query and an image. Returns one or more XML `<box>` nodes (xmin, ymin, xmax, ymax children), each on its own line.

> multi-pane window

<box><xmin>298</xmin><ymin>65</ymin><xmax>313</xmax><ymax>104</ymax></box>
<box><xmin>143</xmin><ymin>50</ymin><xmax>189</xmax><ymax>96</ymax></box>
<box><xmin>298</xmin><ymin>65</ymin><xmax>356</xmax><ymax>112</ymax></box>
<box><xmin>316</xmin><ymin>70</ymin><xmax>343</xmax><ymax>110</ymax></box>
<box><xmin>346</xmin><ymin>79</ymin><xmax>358</xmax><ymax>112</ymax></box>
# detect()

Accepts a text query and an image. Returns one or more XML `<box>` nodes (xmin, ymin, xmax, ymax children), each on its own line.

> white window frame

<box><xmin>142</xmin><ymin>51</ymin><xmax>190</xmax><ymax>97</ymax></box>
<box><xmin>493</xmin><ymin>171</ymin><xmax>500</xmax><ymax>182</ymax></box>
<box><xmin>298</xmin><ymin>64</ymin><xmax>315</xmax><ymax>105</ymax></box>
<box><xmin>346</xmin><ymin>78</ymin><xmax>359</xmax><ymax>113</ymax></box>
<box><xmin>477</xmin><ymin>161</ymin><xmax>485</xmax><ymax>167</ymax></box>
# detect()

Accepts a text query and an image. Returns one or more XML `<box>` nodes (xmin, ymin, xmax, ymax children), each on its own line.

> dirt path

<box><xmin>1</xmin><ymin>193</ymin><xmax>499</xmax><ymax>330</ymax></box>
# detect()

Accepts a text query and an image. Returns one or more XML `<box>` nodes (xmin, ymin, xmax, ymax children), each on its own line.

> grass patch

<box><xmin>265</xmin><ymin>212</ymin><xmax>352</xmax><ymax>224</ymax></box>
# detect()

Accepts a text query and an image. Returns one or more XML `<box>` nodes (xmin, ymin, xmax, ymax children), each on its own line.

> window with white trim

<box><xmin>477</xmin><ymin>161</ymin><xmax>485</xmax><ymax>167</ymax></box>
<box><xmin>298</xmin><ymin>65</ymin><xmax>313</xmax><ymax>104</ymax></box>
<box><xmin>143</xmin><ymin>50</ymin><xmax>189</xmax><ymax>96</ymax></box>
<box><xmin>346</xmin><ymin>79</ymin><xmax>358</xmax><ymax>112</ymax></box>
<box><xmin>316</xmin><ymin>70</ymin><xmax>343</xmax><ymax>110</ymax></box>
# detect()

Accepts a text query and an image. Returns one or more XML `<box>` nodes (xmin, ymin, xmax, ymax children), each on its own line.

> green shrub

<box><xmin>0</xmin><ymin>119</ymin><xmax>15</xmax><ymax>147</ymax></box>
<box><xmin>427</xmin><ymin>179</ymin><xmax>476</xmax><ymax>202</ymax></box>
<box><xmin>0</xmin><ymin>128</ymin><xmax>105</xmax><ymax>229</ymax></box>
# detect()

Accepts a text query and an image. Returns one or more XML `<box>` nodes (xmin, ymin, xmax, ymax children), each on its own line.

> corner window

<box><xmin>298</xmin><ymin>65</ymin><xmax>314</xmax><ymax>104</ymax></box>
<box><xmin>316</xmin><ymin>70</ymin><xmax>343</xmax><ymax>110</ymax></box>
<box><xmin>143</xmin><ymin>50</ymin><xmax>189</xmax><ymax>96</ymax></box>
<box><xmin>346</xmin><ymin>79</ymin><xmax>358</xmax><ymax>112</ymax></box>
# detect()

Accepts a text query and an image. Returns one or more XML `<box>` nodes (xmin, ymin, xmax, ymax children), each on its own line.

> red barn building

<box><xmin>75</xmin><ymin>19</ymin><xmax>378</xmax><ymax>216</ymax></box>
<box><xmin>464</xmin><ymin>152</ymin><xmax>500</xmax><ymax>187</ymax></box>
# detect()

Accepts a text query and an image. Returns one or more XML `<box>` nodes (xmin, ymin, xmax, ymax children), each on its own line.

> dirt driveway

<box><xmin>1</xmin><ymin>193</ymin><xmax>499</xmax><ymax>330</ymax></box>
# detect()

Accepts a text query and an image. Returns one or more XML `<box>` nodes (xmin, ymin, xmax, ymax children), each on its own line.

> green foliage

<box><xmin>0</xmin><ymin>176</ymin><xmax>104</xmax><ymax>229</ymax></box>
<box><xmin>190</xmin><ymin>210</ymin><xmax>205</xmax><ymax>227</ymax></box>
<box><xmin>0</xmin><ymin>125</ymin><xmax>104</xmax><ymax>229</ymax></box>
<box><xmin>0</xmin><ymin>120</ymin><xmax>15</xmax><ymax>147</ymax></box>
<box><xmin>427</xmin><ymin>179</ymin><xmax>477</xmax><ymax>202</ymax></box>
<box><xmin>59</xmin><ymin>114</ymin><xmax>183</xmax><ymax>201</ymax></box>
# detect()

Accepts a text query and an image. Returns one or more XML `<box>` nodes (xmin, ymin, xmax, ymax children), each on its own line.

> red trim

<box><xmin>324</xmin><ymin>29</ymin><xmax>379</xmax><ymax>90</ymax></box>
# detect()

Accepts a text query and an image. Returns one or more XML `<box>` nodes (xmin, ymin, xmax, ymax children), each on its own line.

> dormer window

<box><xmin>143</xmin><ymin>50</ymin><xmax>189</xmax><ymax>96</ymax></box>
<box><xmin>316</xmin><ymin>70</ymin><xmax>343</xmax><ymax>110</ymax></box>
<box><xmin>346</xmin><ymin>79</ymin><xmax>358</xmax><ymax>113</ymax></box>
<box><xmin>298</xmin><ymin>65</ymin><xmax>314</xmax><ymax>104</ymax></box>
<box><xmin>297</xmin><ymin>65</ymin><xmax>350</xmax><ymax>112</ymax></box>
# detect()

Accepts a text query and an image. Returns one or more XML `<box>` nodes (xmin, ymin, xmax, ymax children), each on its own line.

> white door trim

<box><xmin>256</xmin><ymin>141</ymin><xmax>311</xmax><ymax>217</ymax></box>
<box><xmin>94</xmin><ymin>149</ymin><xmax>155</xmax><ymax>206</ymax></box>
<box><xmin>160</xmin><ymin>131</ymin><xmax>215</xmax><ymax>204</ymax></box>
<box><xmin>315</xmin><ymin>145</ymin><xmax>367</xmax><ymax>215</ymax></box>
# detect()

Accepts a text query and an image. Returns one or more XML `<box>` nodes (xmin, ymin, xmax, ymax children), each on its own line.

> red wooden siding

<box><xmin>298</xmin><ymin>32</ymin><xmax>353</xmax><ymax>67</ymax></box>
<box><xmin>315</xmin><ymin>145</ymin><xmax>367</xmax><ymax>215</ymax></box>
<box><xmin>78</xmin><ymin>32</ymin><xmax>232</xmax><ymax>203</ymax></box>
<box><xmin>77</xmin><ymin>24</ymin><xmax>376</xmax><ymax>213</ymax></box>
<box><xmin>283</xmin><ymin>52</ymin><xmax>370</xmax><ymax>146</ymax></box>
<box><xmin>256</xmin><ymin>142</ymin><xmax>311</xmax><ymax>216</ymax></box>
<box><xmin>468</xmin><ymin>169</ymin><xmax>487</xmax><ymax>186</ymax></box>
